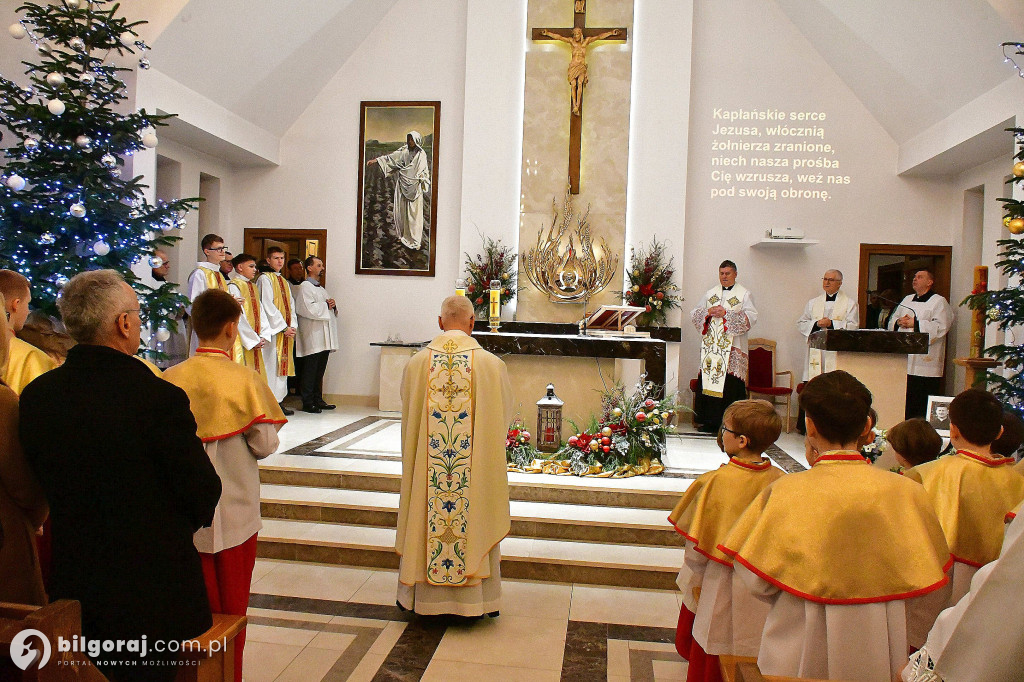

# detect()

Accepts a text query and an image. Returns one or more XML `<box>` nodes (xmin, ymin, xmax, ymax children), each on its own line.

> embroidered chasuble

<box><xmin>723</xmin><ymin>454</ymin><xmax>951</xmax><ymax>602</ymax></box>
<box><xmin>692</xmin><ymin>285</ymin><xmax>753</xmax><ymax>397</ymax></box>
<box><xmin>263</xmin><ymin>272</ymin><xmax>296</xmax><ymax>377</ymax></box>
<box><xmin>164</xmin><ymin>348</ymin><xmax>286</xmax><ymax>442</ymax></box>
<box><xmin>5</xmin><ymin>336</ymin><xmax>56</xmax><ymax>395</ymax></box>
<box><xmin>228</xmin><ymin>278</ymin><xmax>266</xmax><ymax>378</ymax></box>
<box><xmin>396</xmin><ymin>331</ymin><xmax>512</xmax><ymax>590</ymax></box>
<box><xmin>904</xmin><ymin>450</ymin><xmax>1024</xmax><ymax>568</ymax></box>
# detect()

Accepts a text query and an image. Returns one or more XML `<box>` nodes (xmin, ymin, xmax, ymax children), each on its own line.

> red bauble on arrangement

<box><xmin>636</xmin><ymin>412</ymin><xmax>647</xmax><ymax>422</ymax></box>
<box><xmin>601</xmin><ymin>436</ymin><xmax>610</xmax><ymax>446</ymax></box>
<box><xmin>602</xmin><ymin>445</ymin><xmax>610</xmax><ymax>453</ymax></box>
<box><xmin>656</xmin><ymin>291</ymin><xmax>664</xmax><ymax>300</ymax></box>
<box><xmin>644</xmin><ymin>398</ymin><xmax>655</xmax><ymax>409</ymax></box>
<box><xmin>522</xmin><ymin>431</ymin><xmax>531</xmax><ymax>443</ymax></box>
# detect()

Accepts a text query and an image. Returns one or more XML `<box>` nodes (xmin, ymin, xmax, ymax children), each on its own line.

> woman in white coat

<box><xmin>295</xmin><ymin>256</ymin><xmax>339</xmax><ymax>413</ymax></box>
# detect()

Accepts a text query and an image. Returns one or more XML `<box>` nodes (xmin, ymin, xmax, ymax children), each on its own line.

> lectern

<box><xmin>808</xmin><ymin>329</ymin><xmax>929</xmax><ymax>429</ymax></box>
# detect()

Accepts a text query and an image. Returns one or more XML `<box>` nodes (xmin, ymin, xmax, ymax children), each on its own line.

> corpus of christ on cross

<box><xmin>532</xmin><ymin>0</ymin><xmax>628</xmax><ymax>194</ymax></box>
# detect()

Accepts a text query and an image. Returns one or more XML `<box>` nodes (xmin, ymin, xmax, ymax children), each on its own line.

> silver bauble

<box><xmin>69</xmin><ymin>37</ymin><xmax>85</xmax><ymax>52</ymax></box>
<box><xmin>40</xmin><ymin>232</ymin><xmax>56</xmax><ymax>244</ymax></box>
<box><xmin>23</xmin><ymin>137</ymin><xmax>39</xmax><ymax>152</ymax></box>
<box><xmin>78</xmin><ymin>72</ymin><xmax>95</xmax><ymax>87</ymax></box>
<box><xmin>75</xmin><ymin>135</ymin><xmax>91</xmax><ymax>148</ymax></box>
<box><xmin>70</xmin><ymin>203</ymin><xmax>87</xmax><ymax>218</ymax></box>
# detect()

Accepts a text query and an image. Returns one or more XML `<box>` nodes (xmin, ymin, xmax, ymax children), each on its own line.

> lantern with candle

<box><xmin>536</xmin><ymin>383</ymin><xmax>564</xmax><ymax>453</ymax></box>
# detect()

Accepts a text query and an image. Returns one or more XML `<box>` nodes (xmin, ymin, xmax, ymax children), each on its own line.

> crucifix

<box><xmin>532</xmin><ymin>0</ymin><xmax>628</xmax><ymax>194</ymax></box>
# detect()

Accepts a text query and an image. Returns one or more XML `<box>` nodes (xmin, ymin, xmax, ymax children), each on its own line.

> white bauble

<box><xmin>141</xmin><ymin>132</ymin><xmax>158</xmax><ymax>148</ymax></box>
<box><xmin>39</xmin><ymin>232</ymin><xmax>56</xmax><ymax>245</ymax></box>
<box><xmin>69</xmin><ymin>37</ymin><xmax>85</xmax><ymax>52</ymax></box>
<box><xmin>23</xmin><ymin>137</ymin><xmax>39</xmax><ymax>152</ymax></box>
<box><xmin>155</xmin><ymin>327</ymin><xmax>171</xmax><ymax>342</ymax></box>
<box><xmin>78</xmin><ymin>72</ymin><xmax>95</xmax><ymax>87</ymax></box>
<box><xmin>138</xmin><ymin>58</ymin><xmax>150</xmax><ymax>70</ymax></box>
<box><xmin>75</xmin><ymin>135</ymin><xmax>91</xmax><ymax>148</ymax></box>
<box><xmin>100</xmin><ymin>153</ymin><xmax>117</xmax><ymax>168</ymax></box>
<box><xmin>119</xmin><ymin>31</ymin><xmax>134</xmax><ymax>46</ymax></box>
<box><xmin>8</xmin><ymin>23</ymin><xmax>26</xmax><ymax>39</ymax></box>
<box><xmin>92</xmin><ymin>239</ymin><xmax>110</xmax><ymax>255</ymax></box>
<box><xmin>66</xmin><ymin>0</ymin><xmax>81</xmax><ymax>8</ymax></box>
<box><xmin>70</xmin><ymin>203</ymin><xmax>87</xmax><ymax>218</ymax></box>
<box><xmin>5</xmin><ymin>175</ymin><xmax>26</xmax><ymax>191</ymax></box>
<box><xmin>53</xmin><ymin>274</ymin><xmax>69</xmax><ymax>288</ymax></box>
<box><xmin>45</xmin><ymin>72</ymin><xmax>65</xmax><ymax>87</ymax></box>
<box><xmin>37</xmin><ymin>42</ymin><xmax>52</xmax><ymax>54</ymax></box>
<box><xmin>148</xmin><ymin>255</ymin><xmax>164</xmax><ymax>268</ymax></box>
<box><xmin>47</xmin><ymin>99</ymin><xmax>65</xmax><ymax>115</ymax></box>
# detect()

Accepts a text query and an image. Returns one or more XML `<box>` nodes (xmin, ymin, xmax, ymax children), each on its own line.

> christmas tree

<box><xmin>962</xmin><ymin>127</ymin><xmax>1024</xmax><ymax>407</ymax></box>
<box><xmin>0</xmin><ymin>0</ymin><xmax>194</xmax><ymax>341</ymax></box>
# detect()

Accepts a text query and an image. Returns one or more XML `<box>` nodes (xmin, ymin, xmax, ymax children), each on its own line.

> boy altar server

<box><xmin>186</xmin><ymin>234</ymin><xmax>259</xmax><ymax>356</ymax></box>
<box><xmin>669</xmin><ymin>399</ymin><xmax>785</xmax><ymax>682</ymax></box>
<box><xmin>0</xmin><ymin>271</ymin><xmax>56</xmax><ymax>394</ymax></box>
<box><xmin>227</xmin><ymin>254</ymin><xmax>271</xmax><ymax>378</ymax></box>
<box><xmin>257</xmin><ymin>247</ymin><xmax>297</xmax><ymax>415</ymax></box>
<box><xmin>904</xmin><ymin>389</ymin><xmax>1024</xmax><ymax>604</ymax></box>
<box><xmin>722</xmin><ymin>370</ymin><xmax>952</xmax><ymax>681</ymax></box>
<box><xmin>164</xmin><ymin>289</ymin><xmax>286</xmax><ymax>682</ymax></box>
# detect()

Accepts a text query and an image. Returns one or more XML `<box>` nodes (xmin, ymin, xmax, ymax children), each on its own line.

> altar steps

<box><xmin>257</xmin><ymin>464</ymin><xmax>689</xmax><ymax>590</ymax></box>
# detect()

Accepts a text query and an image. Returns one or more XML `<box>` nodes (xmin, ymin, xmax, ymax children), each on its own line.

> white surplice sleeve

<box><xmin>680</xmin><ymin>543</ymin><xmax>710</xmax><ymax>612</ymax></box>
<box><xmin>919</xmin><ymin>297</ymin><xmax>953</xmax><ymax>347</ymax></box>
<box><xmin>185</xmin><ymin>268</ymin><xmax>208</xmax><ymax>316</ymax></box>
<box><xmin>836</xmin><ymin>298</ymin><xmax>859</xmax><ymax>330</ymax></box>
<box><xmin>298</xmin><ymin>283</ymin><xmax>331</xmax><ymax>321</ymax></box>
<box><xmin>796</xmin><ymin>298</ymin><xmax>817</xmax><ymax>339</ymax></box>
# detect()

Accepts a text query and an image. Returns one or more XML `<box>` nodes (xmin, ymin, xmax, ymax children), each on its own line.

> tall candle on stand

<box><xmin>971</xmin><ymin>266</ymin><xmax>988</xmax><ymax>357</ymax></box>
<box><xmin>455</xmin><ymin>278</ymin><xmax>467</xmax><ymax>297</ymax></box>
<box><xmin>489</xmin><ymin>280</ymin><xmax>501</xmax><ymax>332</ymax></box>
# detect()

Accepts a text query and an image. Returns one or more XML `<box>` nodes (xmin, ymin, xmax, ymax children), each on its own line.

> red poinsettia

<box><xmin>639</xmin><ymin>283</ymin><xmax>655</xmax><ymax>296</ymax></box>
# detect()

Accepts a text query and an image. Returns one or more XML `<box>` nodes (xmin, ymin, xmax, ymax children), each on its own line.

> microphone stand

<box><xmin>875</xmin><ymin>294</ymin><xmax>919</xmax><ymax>332</ymax></box>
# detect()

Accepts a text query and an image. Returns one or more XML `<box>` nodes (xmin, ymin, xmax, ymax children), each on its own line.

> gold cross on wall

<box><xmin>532</xmin><ymin>0</ymin><xmax>628</xmax><ymax>194</ymax></box>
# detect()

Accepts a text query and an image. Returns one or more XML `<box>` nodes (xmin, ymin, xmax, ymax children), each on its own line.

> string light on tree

<box><xmin>0</xmin><ymin>0</ymin><xmax>197</xmax><ymax>347</ymax></box>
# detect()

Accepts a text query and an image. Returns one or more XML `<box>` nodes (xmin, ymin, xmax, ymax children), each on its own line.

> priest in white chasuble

<box><xmin>367</xmin><ymin>131</ymin><xmax>431</xmax><ymax>250</ymax></box>
<box><xmin>795</xmin><ymin>269</ymin><xmax>858</xmax><ymax>433</ymax></box>
<box><xmin>722</xmin><ymin>371</ymin><xmax>952</xmax><ymax>682</ymax></box>
<box><xmin>396</xmin><ymin>295</ymin><xmax>512</xmax><ymax>616</ymax></box>
<box><xmin>257</xmin><ymin>247</ymin><xmax>297</xmax><ymax>414</ymax></box>
<box><xmin>227</xmin><ymin>254</ymin><xmax>271</xmax><ymax>380</ymax></box>
<box><xmin>691</xmin><ymin>260</ymin><xmax>758</xmax><ymax>434</ymax></box>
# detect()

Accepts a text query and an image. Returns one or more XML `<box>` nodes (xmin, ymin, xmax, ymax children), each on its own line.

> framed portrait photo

<box><xmin>356</xmin><ymin>101</ymin><xmax>440</xmax><ymax>277</ymax></box>
<box><xmin>926</xmin><ymin>395</ymin><xmax>954</xmax><ymax>437</ymax></box>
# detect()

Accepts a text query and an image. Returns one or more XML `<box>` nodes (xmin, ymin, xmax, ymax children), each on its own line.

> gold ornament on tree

<box><xmin>1008</xmin><ymin>217</ymin><xmax>1024</xmax><ymax>235</ymax></box>
<box><xmin>1013</xmin><ymin>161</ymin><xmax>1024</xmax><ymax>177</ymax></box>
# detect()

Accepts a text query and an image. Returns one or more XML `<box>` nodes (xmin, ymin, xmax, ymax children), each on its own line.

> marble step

<box><xmin>256</xmin><ymin>518</ymin><xmax>683</xmax><ymax>590</ymax></box>
<box><xmin>260</xmin><ymin>484</ymin><xmax>685</xmax><ymax>547</ymax></box>
<box><xmin>260</xmin><ymin>460</ymin><xmax>689</xmax><ymax>510</ymax></box>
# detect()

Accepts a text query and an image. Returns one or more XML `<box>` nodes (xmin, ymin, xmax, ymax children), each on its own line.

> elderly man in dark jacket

<box><xmin>19</xmin><ymin>270</ymin><xmax>222</xmax><ymax>681</ymax></box>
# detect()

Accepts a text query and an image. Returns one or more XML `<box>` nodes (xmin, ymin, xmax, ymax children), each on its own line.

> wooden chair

<box><xmin>719</xmin><ymin>655</ymin><xmax>850</xmax><ymax>682</ymax></box>
<box><xmin>176</xmin><ymin>614</ymin><xmax>247</xmax><ymax>682</ymax></box>
<box><xmin>746</xmin><ymin>338</ymin><xmax>794</xmax><ymax>432</ymax></box>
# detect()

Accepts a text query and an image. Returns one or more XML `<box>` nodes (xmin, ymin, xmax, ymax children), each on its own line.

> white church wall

<box><xmin>227</xmin><ymin>0</ymin><xmax>469</xmax><ymax>400</ymax></box>
<box><xmin>681</xmin><ymin>0</ymin><xmax>960</xmax><ymax>414</ymax></box>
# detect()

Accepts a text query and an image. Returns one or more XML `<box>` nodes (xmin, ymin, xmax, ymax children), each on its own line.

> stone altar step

<box><xmin>260</xmin><ymin>484</ymin><xmax>685</xmax><ymax>547</ymax></box>
<box><xmin>256</xmin><ymin>518</ymin><xmax>683</xmax><ymax>590</ymax></box>
<box><xmin>260</xmin><ymin>461</ymin><xmax>689</xmax><ymax>510</ymax></box>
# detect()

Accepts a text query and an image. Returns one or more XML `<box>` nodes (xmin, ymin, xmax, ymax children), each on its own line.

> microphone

<box><xmin>874</xmin><ymin>294</ymin><xmax>918</xmax><ymax>332</ymax></box>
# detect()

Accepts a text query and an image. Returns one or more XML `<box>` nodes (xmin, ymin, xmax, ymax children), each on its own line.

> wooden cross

<box><xmin>532</xmin><ymin>0</ymin><xmax>628</xmax><ymax>194</ymax></box>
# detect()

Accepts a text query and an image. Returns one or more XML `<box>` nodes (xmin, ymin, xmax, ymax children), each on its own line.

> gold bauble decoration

<box><xmin>1009</xmin><ymin>217</ymin><xmax>1024</xmax><ymax>234</ymax></box>
<box><xmin>1014</xmin><ymin>161</ymin><xmax>1024</xmax><ymax>177</ymax></box>
<box><xmin>1004</xmin><ymin>216</ymin><xmax>1013</xmax><ymax>228</ymax></box>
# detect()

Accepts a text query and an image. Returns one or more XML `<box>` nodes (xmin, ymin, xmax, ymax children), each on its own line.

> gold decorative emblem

<box><xmin>727</xmin><ymin>296</ymin><xmax>740</xmax><ymax>307</ymax></box>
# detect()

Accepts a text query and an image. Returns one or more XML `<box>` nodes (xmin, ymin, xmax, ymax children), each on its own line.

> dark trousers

<box><xmin>300</xmin><ymin>351</ymin><xmax>330</xmax><ymax>407</ymax></box>
<box><xmin>693</xmin><ymin>374</ymin><xmax>747</xmax><ymax>433</ymax></box>
<box><xmin>906</xmin><ymin>375</ymin><xmax>942</xmax><ymax>419</ymax></box>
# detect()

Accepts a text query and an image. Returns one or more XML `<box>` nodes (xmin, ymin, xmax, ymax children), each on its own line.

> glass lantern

<box><xmin>488</xmin><ymin>279</ymin><xmax>501</xmax><ymax>332</ymax></box>
<box><xmin>536</xmin><ymin>383</ymin><xmax>564</xmax><ymax>453</ymax></box>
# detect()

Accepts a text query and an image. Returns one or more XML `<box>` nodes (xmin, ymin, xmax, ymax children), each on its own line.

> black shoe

<box><xmin>302</xmin><ymin>404</ymin><xmax>322</xmax><ymax>414</ymax></box>
<box><xmin>279</xmin><ymin>403</ymin><xmax>294</xmax><ymax>416</ymax></box>
<box><xmin>316</xmin><ymin>401</ymin><xmax>336</xmax><ymax>410</ymax></box>
<box><xmin>487</xmin><ymin>611</ymin><xmax>499</xmax><ymax>618</ymax></box>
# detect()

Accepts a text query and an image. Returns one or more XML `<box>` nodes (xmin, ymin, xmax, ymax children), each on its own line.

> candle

<box><xmin>455</xmin><ymin>278</ymin><xmax>467</xmax><ymax>297</ymax></box>
<box><xmin>489</xmin><ymin>280</ymin><xmax>501</xmax><ymax>331</ymax></box>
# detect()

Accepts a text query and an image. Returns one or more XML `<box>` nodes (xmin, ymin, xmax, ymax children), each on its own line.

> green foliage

<box><xmin>619</xmin><ymin>237</ymin><xmax>681</xmax><ymax>326</ymax></box>
<box><xmin>961</xmin><ymin>127</ymin><xmax>1024</xmax><ymax>410</ymax></box>
<box><xmin>463</xmin><ymin>236</ymin><xmax>520</xmax><ymax>318</ymax></box>
<box><xmin>0</xmin><ymin>1</ymin><xmax>195</xmax><ymax>334</ymax></box>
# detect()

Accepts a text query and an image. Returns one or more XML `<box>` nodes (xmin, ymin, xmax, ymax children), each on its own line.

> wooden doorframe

<box><xmin>242</xmin><ymin>228</ymin><xmax>328</xmax><ymax>263</ymax></box>
<box><xmin>858</xmin><ymin>243</ymin><xmax>952</xmax><ymax>326</ymax></box>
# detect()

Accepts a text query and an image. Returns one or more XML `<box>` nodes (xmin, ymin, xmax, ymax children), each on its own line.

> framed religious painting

<box><xmin>355</xmin><ymin>101</ymin><xmax>440</xmax><ymax>276</ymax></box>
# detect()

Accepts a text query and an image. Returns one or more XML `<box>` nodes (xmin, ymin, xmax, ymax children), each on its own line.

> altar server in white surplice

<box><xmin>294</xmin><ymin>256</ymin><xmax>338</xmax><ymax>413</ymax></box>
<box><xmin>257</xmin><ymin>247</ymin><xmax>297</xmax><ymax>414</ymax></box>
<box><xmin>366</xmin><ymin>131</ymin><xmax>431</xmax><ymax>250</ymax></box>
<box><xmin>888</xmin><ymin>269</ymin><xmax>953</xmax><ymax>419</ymax></box>
<box><xmin>396</xmin><ymin>295</ymin><xmax>512</xmax><ymax>617</ymax></box>
<box><xmin>690</xmin><ymin>260</ymin><xmax>758</xmax><ymax>434</ymax></box>
<box><xmin>795</xmin><ymin>269</ymin><xmax>858</xmax><ymax>433</ymax></box>
<box><xmin>186</xmin><ymin>233</ymin><xmax>259</xmax><ymax>357</ymax></box>
<box><xmin>903</xmin><ymin>512</ymin><xmax>1024</xmax><ymax>682</ymax></box>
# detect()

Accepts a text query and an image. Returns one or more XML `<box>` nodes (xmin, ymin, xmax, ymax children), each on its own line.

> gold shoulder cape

<box><xmin>722</xmin><ymin>453</ymin><xmax>951</xmax><ymax>604</ymax></box>
<box><xmin>6</xmin><ymin>336</ymin><xmax>56</xmax><ymax>395</ymax></box>
<box><xmin>668</xmin><ymin>458</ymin><xmax>784</xmax><ymax>565</ymax></box>
<box><xmin>396</xmin><ymin>331</ymin><xmax>512</xmax><ymax>588</ymax></box>
<box><xmin>163</xmin><ymin>348</ymin><xmax>286</xmax><ymax>442</ymax></box>
<box><xmin>904</xmin><ymin>450</ymin><xmax>1024</xmax><ymax>567</ymax></box>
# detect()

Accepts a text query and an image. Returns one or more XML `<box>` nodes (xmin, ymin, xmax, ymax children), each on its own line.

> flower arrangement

<box><xmin>555</xmin><ymin>376</ymin><xmax>677</xmax><ymax>477</ymax></box>
<box><xmin>505</xmin><ymin>417</ymin><xmax>537</xmax><ymax>469</ymax></box>
<box><xmin>463</xmin><ymin>237</ymin><xmax>520</xmax><ymax>318</ymax></box>
<box><xmin>621</xmin><ymin>238</ymin><xmax>681</xmax><ymax>326</ymax></box>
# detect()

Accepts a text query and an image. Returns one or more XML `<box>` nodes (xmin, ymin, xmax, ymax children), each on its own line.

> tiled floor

<box><xmin>245</xmin><ymin>559</ymin><xmax>688</xmax><ymax>681</ymax></box>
